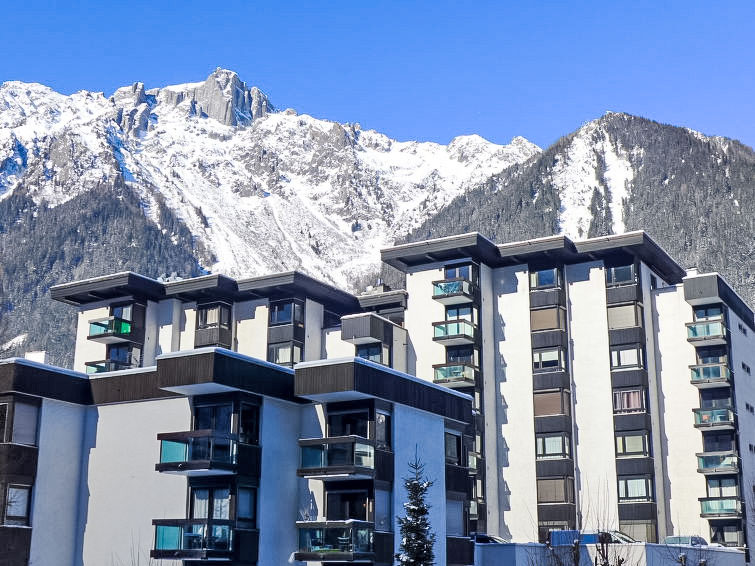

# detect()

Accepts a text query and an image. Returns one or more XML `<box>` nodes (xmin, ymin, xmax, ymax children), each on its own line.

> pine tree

<box><xmin>395</xmin><ymin>454</ymin><xmax>436</xmax><ymax>566</ymax></box>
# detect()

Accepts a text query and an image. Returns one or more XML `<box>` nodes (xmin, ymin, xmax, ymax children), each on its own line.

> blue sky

<box><xmin>2</xmin><ymin>1</ymin><xmax>754</xmax><ymax>149</ymax></box>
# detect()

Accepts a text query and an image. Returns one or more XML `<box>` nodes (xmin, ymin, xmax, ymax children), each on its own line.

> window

<box><xmin>107</xmin><ymin>343</ymin><xmax>141</xmax><ymax>367</ymax></box>
<box><xmin>704</xmin><ymin>432</ymin><xmax>735</xmax><ymax>452</ymax></box>
<box><xmin>328</xmin><ymin>411</ymin><xmax>368</xmax><ymax>438</ymax></box>
<box><xmin>445</xmin><ymin>432</ymin><xmax>462</xmax><ymax>465</ymax></box>
<box><xmin>610</xmin><ymin>345</ymin><xmax>643</xmax><ymax>369</ymax></box>
<box><xmin>269</xmin><ymin>300</ymin><xmax>303</xmax><ymax>326</ymax></box>
<box><xmin>447</xmin><ymin>345</ymin><xmax>478</xmax><ymax>366</ymax></box>
<box><xmin>533</xmin><ymin>390</ymin><xmax>570</xmax><ymax>416</ymax></box>
<box><xmin>537</xmin><ymin>477</ymin><xmax>575</xmax><ymax>503</ymax></box>
<box><xmin>742</xmin><ymin>362</ymin><xmax>752</xmax><ymax>375</ymax></box>
<box><xmin>111</xmin><ymin>303</ymin><xmax>133</xmax><ymax>320</ymax></box>
<box><xmin>619</xmin><ymin>520</ymin><xmax>657</xmax><ymax>543</ymax></box>
<box><xmin>197</xmin><ymin>303</ymin><xmax>231</xmax><ymax>330</ymax></box>
<box><xmin>4</xmin><ymin>485</ymin><xmax>31</xmax><ymax>526</ymax></box>
<box><xmin>323</xmin><ymin>310</ymin><xmax>341</xmax><ymax>329</ymax></box>
<box><xmin>356</xmin><ymin>343</ymin><xmax>383</xmax><ymax>364</ymax></box>
<box><xmin>613</xmin><ymin>389</ymin><xmax>645</xmax><ymax>413</ymax></box>
<box><xmin>530</xmin><ymin>268</ymin><xmax>560</xmax><ymax>289</ymax></box>
<box><xmin>194</xmin><ymin>403</ymin><xmax>233</xmax><ymax>433</ymax></box>
<box><xmin>607</xmin><ymin>304</ymin><xmax>643</xmax><ymax>329</ymax></box>
<box><xmin>267</xmin><ymin>341</ymin><xmax>302</xmax><ymax>367</ymax></box>
<box><xmin>0</xmin><ymin>404</ymin><xmax>7</xmax><ymax>442</ymax></box>
<box><xmin>327</xmin><ymin>490</ymin><xmax>368</xmax><ymax>521</ymax></box>
<box><xmin>605</xmin><ymin>265</ymin><xmax>636</xmax><ymax>286</ymax></box>
<box><xmin>191</xmin><ymin>486</ymin><xmax>230</xmax><ymax>520</ymax></box>
<box><xmin>375</xmin><ymin>412</ymin><xmax>391</xmax><ymax>450</ymax></box>
<box><xmin>615</xmin><ymin>431</ymin><xmax>650</xmax><ymax>457</ymax></box>
<box><xmin>375</xmin><ymin>488</ymin><xmax>392</xmax><ymax>532</ymax></box>
<box><xmin>617</xmin><ymin>476</ymin><xmax>653</xmax><ymax>502</ymax></box>
<box><xmin>530</xmin><ymin>307</ymin><xmax>566</xmax><ymax>332</ymax></box>
<box><xmin>533</xmin><ymin>348</ymin><xmax>564</xmax><ymax>372</ymax></box>
<box><xmin>446</xmin><ymin>305</ymin><xmax>475</xmax><ymax>323</ymax></box>
<box><xmin>446</xmin><ymin>498</ymin><xmax>465</xmax><ymax>536</ymax></box>
<box><xmin>700</xmin><ymin>388</ymin><xmax>732</xmax><ymax>409</ymax></box>
<box><xmin>445</xmin><ymin>264</ymin><xmax>475</xmax><ymax>283</ymax></box>
<box><xmin>710</xmin><ymin>522</ymin><xmax>741</xmax><ymax>545</ymax></box>
<box><xmin>239</xmin><ymin>404</ymin><xmax>260</xmax><ymax>445</ymax></box>
<box><xmin>707</xmin><ymin>477</ymin><xmax>738</xmax><ymax>498</ymax></box>
<box><xmin>12</xmin><ymin>402</ymin><xmax>39</xmax><ymax>446</ymax></box>
<box><xmin>536</xmin><ymin>434</ymin><xmax>570</xmax><ymax>459</ymax></box>
<box><xmin>697</xmin><ymin>347</ymin><xmax>727</xmax><ymax>365</ymax></box>
<box><xmin>237</xmin><ymin>486</ymin><xmax>257</xmax><ymax>526</ymax></box>
<box><xmin>694</xmin><ymin>305</ymin><xmax>723</xmax><ymax>321</ymax></box>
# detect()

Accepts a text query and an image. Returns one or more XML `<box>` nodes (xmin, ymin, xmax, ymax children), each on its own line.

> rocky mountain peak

<box><xmin>154</xmin><ymin>67</ymin><xmax>275</xmax><ymax>127</ymax></box>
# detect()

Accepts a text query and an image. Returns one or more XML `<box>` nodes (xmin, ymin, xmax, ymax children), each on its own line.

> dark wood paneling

<box><xmin>533</xmin><ymin>371</ymin><xmax>570</xmax><ymax>391</ymax></box>
<box><xmin>537</xmin><ymin>503</ymin><xmax>577</xmax><ymax>522</ymax></box>
<box><xmin>611</xmin><ymin>369</ymin><xmax>648</xmax><ymax>388</ymax></box>
<box><xmin>194</xmin><ymin>326</ymin><xmax>232</xmax><ymax>348</ymax></box>
<box><xmin>530</xmin><ymin>288</ymin><xmax>566</xmax><ymax>308</ymax></box>
<box><xmin>0</xmin><ymin>362</ymin><xmax>92</xmax><ymax>405</ymax></box>
<box><xmin>534</xmin><ymin>414</ymin><xmax>573</xmax><ymax>434</ymax></box>
<box><xmin>618</xmin><ymin>502</ymin><xmax>657</xmax><ymax>521</ymax></box>
<box><xmin>615</xmin><ymin>457</ymin><xmax>655</xmax><ymax>476</ymax></box>
<box><xmin>374</xmin><ymin>531</ymin><xmax>394</xmax><ymax>565</ymax></box>
<box><xmin>531</xmin><ymin>330</ymin><xmax>568</xmax><ymax>349</ymax></box>
<box><xmin>90</xmin><ymin>369</ymin><xmax>177</xmax><ymax>404</ymax></box>
<box><xmin>445</xmin><ymin>464</ymin><xmax>471</xmax><ymax>495</ymax></box>
<box><xmin>613</xmin><ymin>413</ymin><xmax>652</xmax><ymax>432</ymax></box>
<box><xmin>608</xmin><ymin>326</ymin><xmax>645</xmax><ymax>346</ymax></box>
<box><xmin>295</xmin><ymin>363</ymin><xmax>356</xmax><ymax>396</ymax></box>
<box><xmin>606</xmin><ymin>284</ymin><xmax>642</xmax><ymax>304</ymax></box>
<box><xmin>235</xmin><ymin>529</ymin><xmax>260</xmax><ymax>564</ymax></box>
<box><xmin>375</xmin><ymin>449</ymin><xmax>394</xmax><ymax>483</ymax></box>
<box><xmin>446</xmin><ymin>536</ymin><xmax>474</xmax><ymax>565</ymax></box>
<box><xmin>0</xmin><ymin>526</ymin><xmax>32</xmax><ymax>566</ymax></box>
<box><xmin>0</xmin><ymin>444</ymin><xmax>37</xmax><ymax>481</ymax></box>
<box><xmin>536</xmin><ymin>458</ymin><xmax>574</xmax><ymax>477</ymax></box>
<box><xmin>341</xmin><ymin>315</ymin><xmax>386</xmax><ymax>343</ymax></box>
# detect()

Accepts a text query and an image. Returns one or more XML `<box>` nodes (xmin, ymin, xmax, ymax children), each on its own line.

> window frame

<box><xmin>530</xmin><ymin>307</ymin><xmax>566</xmax><ymax>332</ymax></box>
<box><xmin>529</xmin><ymin>267</ymin><xmax>561</xmax><ymax>290</ymax></box>
<box><xmin>612</xmin><ymin>388</ymin><xmax>646</xmax><ymax>414</ymax></box>
<box><xmin>617</xmin><ymin>476</ymin><xmax>654</xmax><ymax>502</ymax></box>
<box><xmin>268</xmin><ymin>299</ymin><xmax>304</xmax><ymax>326</ymax></box>
<box><xmin>536</xmin><ymin>477</ymin><xmax>575</xmax><ymax>504</ymax></box>
<box><xmin>533</xmin><ymin>348</ymin><xmax>565</xmax><ymax>372</ymax></box>
<box><xmin>236</xmin><ymin>485</ymin><xmax>258</xmax><ymax>527</ymax></box>
<box><xmin>196</xmin><ymin>303</ymin><xmax>232</xmax><ymax>330</ymax></box>
<box><xmin>445</xmin><ymin>431</ymin><xmax>462</xmax><ymax>465</ymax></box>
<box><xmin>607</xmin><ymin>303</ymin><xmax>644</xmax><ymax>330</ymax></box>
<box><xmin>4</xmin><ymin>484</ymin><xmax>31</xmax><ymax>526</ymax></box>
<box><xmin>610</xmin><ymin>345</ymin><xmax>644</xmax><ymax>370</ymax></box>
<box><xmin>535</xmin><ymin>433</ymin><xmax>571</xmax><ymax>460</ymax></box>
<box><xmin>605</xmin><ymin>264</ymin><xmax>637</xmax><ymax>287</ymax></box>
<box><xmin>694</xmin><ymin>304</ymin><xmax>724</xmax><ymax>322</ymax></box>
<box><xmin>615</xmin><ymin>431</ymin><xmax>650</xmax><ymax>457</ymax></box>
<box><xmin>533</xmin><ymin>389</ymin><xmax>571</xmax><ymax>417</ymax></box>
<box><xmin>444</xmin><ymin>263</ymin><xmax>477</xmax><ymax>285</ymax></box>
<box><xmin>707</xmin><ymin>476</ymin><xmax>738</xmax><ymax>498</ymax></box>
<box><xmin>267</xmin><ymin>341</ymin><xmax>303</xmax><ymax>367</ymax></box>
<box><xmin>327</xmin><ymin>410</ymin><xmax>369</xmax><ymax>439</ymax></box>
<box><xmin>375</xmin><ymin>411</ymin><xmax>392</xmax><ymax>450</ymax></box>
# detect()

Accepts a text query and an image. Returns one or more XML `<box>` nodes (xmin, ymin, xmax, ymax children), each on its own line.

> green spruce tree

<box><xmin>395</xmin><ymin>454</ymin><xmax>436</xmax><ymax>566</ymax></box>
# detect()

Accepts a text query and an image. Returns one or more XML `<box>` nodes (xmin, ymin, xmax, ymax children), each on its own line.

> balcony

<box><xmin>700</xmin><ymin>497</ymin><xmax>742</xmax><ymax>518</ymax></box>
<box><xmin>151</xmin><ymin>519</ymin><xmax>234</xmax><ymax>560</ymax></box>
<box><xmin>696</xmin><ymin>451</ymin><xmax>739</xmax><ymax>474</ymax></box>
<box><xmin>84</xmin><ymin>359</ymin><xmax>134</xmax><ymax>374</ymax></box>
<box><xmin>295</xmin><ymin>521</ymin><xmax>374</xmax><ymax>562</ymax></box>
<box><xmin>690</xmin><ymin>363</ymin><xmax>732</xmax><ymax>388</ymax></box>
<box><xmin>155</xmin><ymin>430</ymin><xmax>238</xmax><ymax>476</ymax></box>
<box><xmin>432</xmin><ymin>279</ymin><xmax>475</xmax><ymax>305</ymax></box>
<box><xmin>298</xmin><ymin>436</ymin><xmax>375</xmax><ymax>479</ymax></box>
<box><xmin>686</xmin><ymin>321</ymin><xmax>727</xmax><ymax>345</ymax></box>
<box><xmin>432</xmin><ymin>320</ymin><xmax>477</xmax><ymax>345</ymax></box>
<box><xmin>693</xmin><ymin>408</ymin><xmax>735</xmax><ymax>430</ymax></box>
<box><xmin>432</xmin><ymin>363</ymin><xmax>477</xmax><ymax>388</ymax></box>
<box><xmin>87</xmin><ymin>316</ymin><xmax>134</xmax><ymax>343</ymax></box>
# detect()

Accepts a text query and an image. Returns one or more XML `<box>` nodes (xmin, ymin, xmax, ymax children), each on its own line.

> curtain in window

<box><xmin>213</xmin><ymin>488</ymin><xmax>230</xmax><ymax>520</ymax></box>
<box><xmin>192</xmin><ymin>489</ymin><xmax>209</xmax><ymax>519</ymax></box>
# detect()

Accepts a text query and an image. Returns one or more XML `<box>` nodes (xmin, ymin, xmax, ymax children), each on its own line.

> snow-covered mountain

<box><xmin>0</xmin><ymin>68</ymin><xmax>540</xmax><ymax>289</ymax></box>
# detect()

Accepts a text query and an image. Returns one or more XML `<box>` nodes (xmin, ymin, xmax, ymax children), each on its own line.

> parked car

<box><xmin>664</xmin><ymin>535</ymin><xmax>708</xmax><ymax>546</ymax></box>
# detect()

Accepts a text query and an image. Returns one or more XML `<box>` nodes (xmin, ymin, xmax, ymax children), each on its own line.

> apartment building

<box><xmin>0</xmin><ymin>230</ymin><xmax>753</xmax><ymax>566</ymax></box>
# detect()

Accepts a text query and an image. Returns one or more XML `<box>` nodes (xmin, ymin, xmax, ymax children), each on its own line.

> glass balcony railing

<box><xmin>88</xmin><ymin>316</ymin><xmax>133</xmax><ymax>338</ymax></box>
<box><xmin>700</xmin><ymin>498</ymin><xmax>741</xmax><ymax>516</ymax></box>
<box><xmin>433</xmin><ymin>320</ymin><xmax>476</xmax><ymax>342</ymax></box>
<box><xmin>297</xmin><ymin>521</ymin><xmax>374</xmax><ymax>556</ymax></box>
<box><xmin>694</xmin><ymin>408</ymin><xmax>735</xmax><ymax>427</ymax></box>
<box><xmin>432</xmin><ymin>279</ymin><xmax>474</xmax><ymax>303</ymax></box>
<box><xmin>696</xmin><ymin>452</ymin><xmax>739</xmax><ymax>473</ymax></box>
<box><xmin>154</xmin><ymin>519</ymin><xmax>233</xmax><ymax>554</ymax></box>
<box><xmin>300</xmin><ymin>438</ymin><xmax>374</xmax><ymax>471</ymax></box>
<box><xmin>687</xmin><ymin>321</ymin><xmax>727</xmax><ymax>341</ymax></box>
<box><xmin>85</xmin><ymin>359</ymin><xmax>134</xmax><ymax>374</ymax></box>
<box><xmin>690</xmin><ymin>363</ymin><xmax>731</xmax><ymax>382</ymax></box>
<box><xmin>158</xmin><ymin>431</ymin><xmax>237</xmax><ymax>468</ymax></box>
<box><xmin>433</xmin><ymin>364</ymin><xmax>477</xmax><ymax>386</ymax></box>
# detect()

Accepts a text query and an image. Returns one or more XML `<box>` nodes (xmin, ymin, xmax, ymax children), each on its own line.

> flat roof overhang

<box><xmin>50</xmin><ymin>271</ymin><xmax>165</xmax><ymax>306</ymax></box>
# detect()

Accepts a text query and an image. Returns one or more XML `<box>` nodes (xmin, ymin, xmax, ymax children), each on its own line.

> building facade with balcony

<box><xmin>1</xmin><ymin>230</ymin><xmax>755</xmax><ymax>565</ymax></box>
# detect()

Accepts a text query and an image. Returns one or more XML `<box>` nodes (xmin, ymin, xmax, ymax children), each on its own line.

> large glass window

<box><xmin>533</xmin><ymin>348</ymin><xmax>564</xmax><ymax>372</ymax></box>
<box><xmin>703</xmin><ymin>432</ymin><xmax>735</xmax><ymax>452</ymax></box>
<box><xmin>267</xmin><ymin>341</ymin><xmax>302</xmax><ymax>367</ymax></box>
<box><xmin>194</xmin><ymin>404</ymin><xmax>233</xmax><ymax>433</ymax></box>
<box><xmin>530</xmin><ymin>268</ymin><xmax>560</xmax><ymax>289</ymax></box>
<box><xmin>606</xmin><ymin>265</ymin><xmax>636</xmax><ymax>286</ymax></box>
<box><xmin>12</xmin><ymin>402</ymin><xmax>38</xmax><ymax>446</ymax></box>
<box><xmin>533</xmin><ymin>390</ymin><xmax>570</xmax><ymax>416</ymax></box>
<box><xmin>375</xmin><ymin>488</ymin><xmax>392</xmax><ymax>532</ymax></box>
<box><xmin>700</xmin><ymin>388</ymin><xmax>732</xmax><ymax>409</ymax></box>
<box><xmin>537</xmin><ymin>477</ymin><xmax>575</xmax><ymax>503</ymax></box>
<box><xmin>697</xmin><ymin>347</ymin><xmax>728</xmax><ymax>365</ymax></box>
<box><xmin>445</xmin><ymin>264</ymin><xmax>475</xmax><ymax>283</ymax></box>
<box><xmin>707</xmin><ymin>477</ymin><xmax>738</xmax><ymax>498</ymax></box>
<box><xmin>237</xmin><ymin>487</ymin><xmax>257</xmax><ymax>525</ymax></box>
<box><xmin>356</xmin><ymin>344</ymin><xmax>383</xmax><ymax>364</ymax></box>
<box><xmin>375</xmin><ymin>412</ymin><xmax>391</xmax><ymax>450</ymax></box>
<box><xmin>530</xmin><ymin>307</ymin><xmax>566</xmax><ymax>331</ymax></box>
<box><xmin>446</xmin><ymin>499</ymin><xmax>465</xmax><ymax>536</ymax></box>
<box><xmin>694</xmin><ymin>305</ymin><xmax>724</xmax><ymax>321</ymax></box>
<box><xmin>618</xmin><ymin>476</ymin><xmax>653</xmax><ymax>501</ymax></box>
<box><xmin>607</xmin><ymin>304</ymin><xmax>643</xmax><ymax>329</ymax></box>
<box><xmin>239</xmin><ymin>404</ymin><xmax>260</xmax><ymax>445</ymax></box>
<box><xmin>328</xmin><ymin>411</ymin><xmax>368</xmax><ymax>438</ymax></box>
<box><xmin>615</xmin><ymin>431</ymin><xmax>650</xmax><ymax>457</ymax></box>
<box><xmin>445</xmin><ymin>432</ymin><xmax>462</xmax><ymax>465</ymax></box>
<box><xmin>269</xmin><ymin>300</ymin><xmax>303</xmax><ymax>326</ymax></box>
<box><xmin>613</xmin><ymin>389</ymin><xmax>645</xmax><ymax>413</ymax></box>
<box><xmin>610</xmin><ymin>345</ymin><xmax>644</xmax><ymax>369</ymax></box>
<box><xmin>197</xmin><ymin>304</ymin><xmax>231</xmax><ymax>330</ymax></box>
<box><xmin>111</xmin><ymin>303</ymin><xmax>133</xmax><ymax>320</ymax></box>
<box><xmin>536</xmin><ymin>434</ymin><xmax>570</xmax><ymax>459</ymax></box>
<box><xmin>710</xmin><ymin>522</ymin><xmax>741</xmax><ymax>545</ymax></box>
<box><xmin>447</xmin><ymin>345</ymin><xmax>477</xmax><ymax>366</ymax></box>
<box><xmin>190</xmin><ymin>487</ymin><xmax>230</xmax><ymax>520</ymax></box>
<box><xmin>327</xmin><ymin>490</ymin><xmax>368</xmax><ymax>521</ymax></box>
<box><xmin>446</xmin><ymin>305</ymin><xmax>475</xmax><ymax>323</ymax></box>
<box><xmin>4</xmin><ymin>485</ymin><xmax>31</xmax><ymax>526</ymax></box>
<box><xmin>619</xmin><ymin>520</ymin><xmax>657</xmax><ymax>543</ymax></box>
